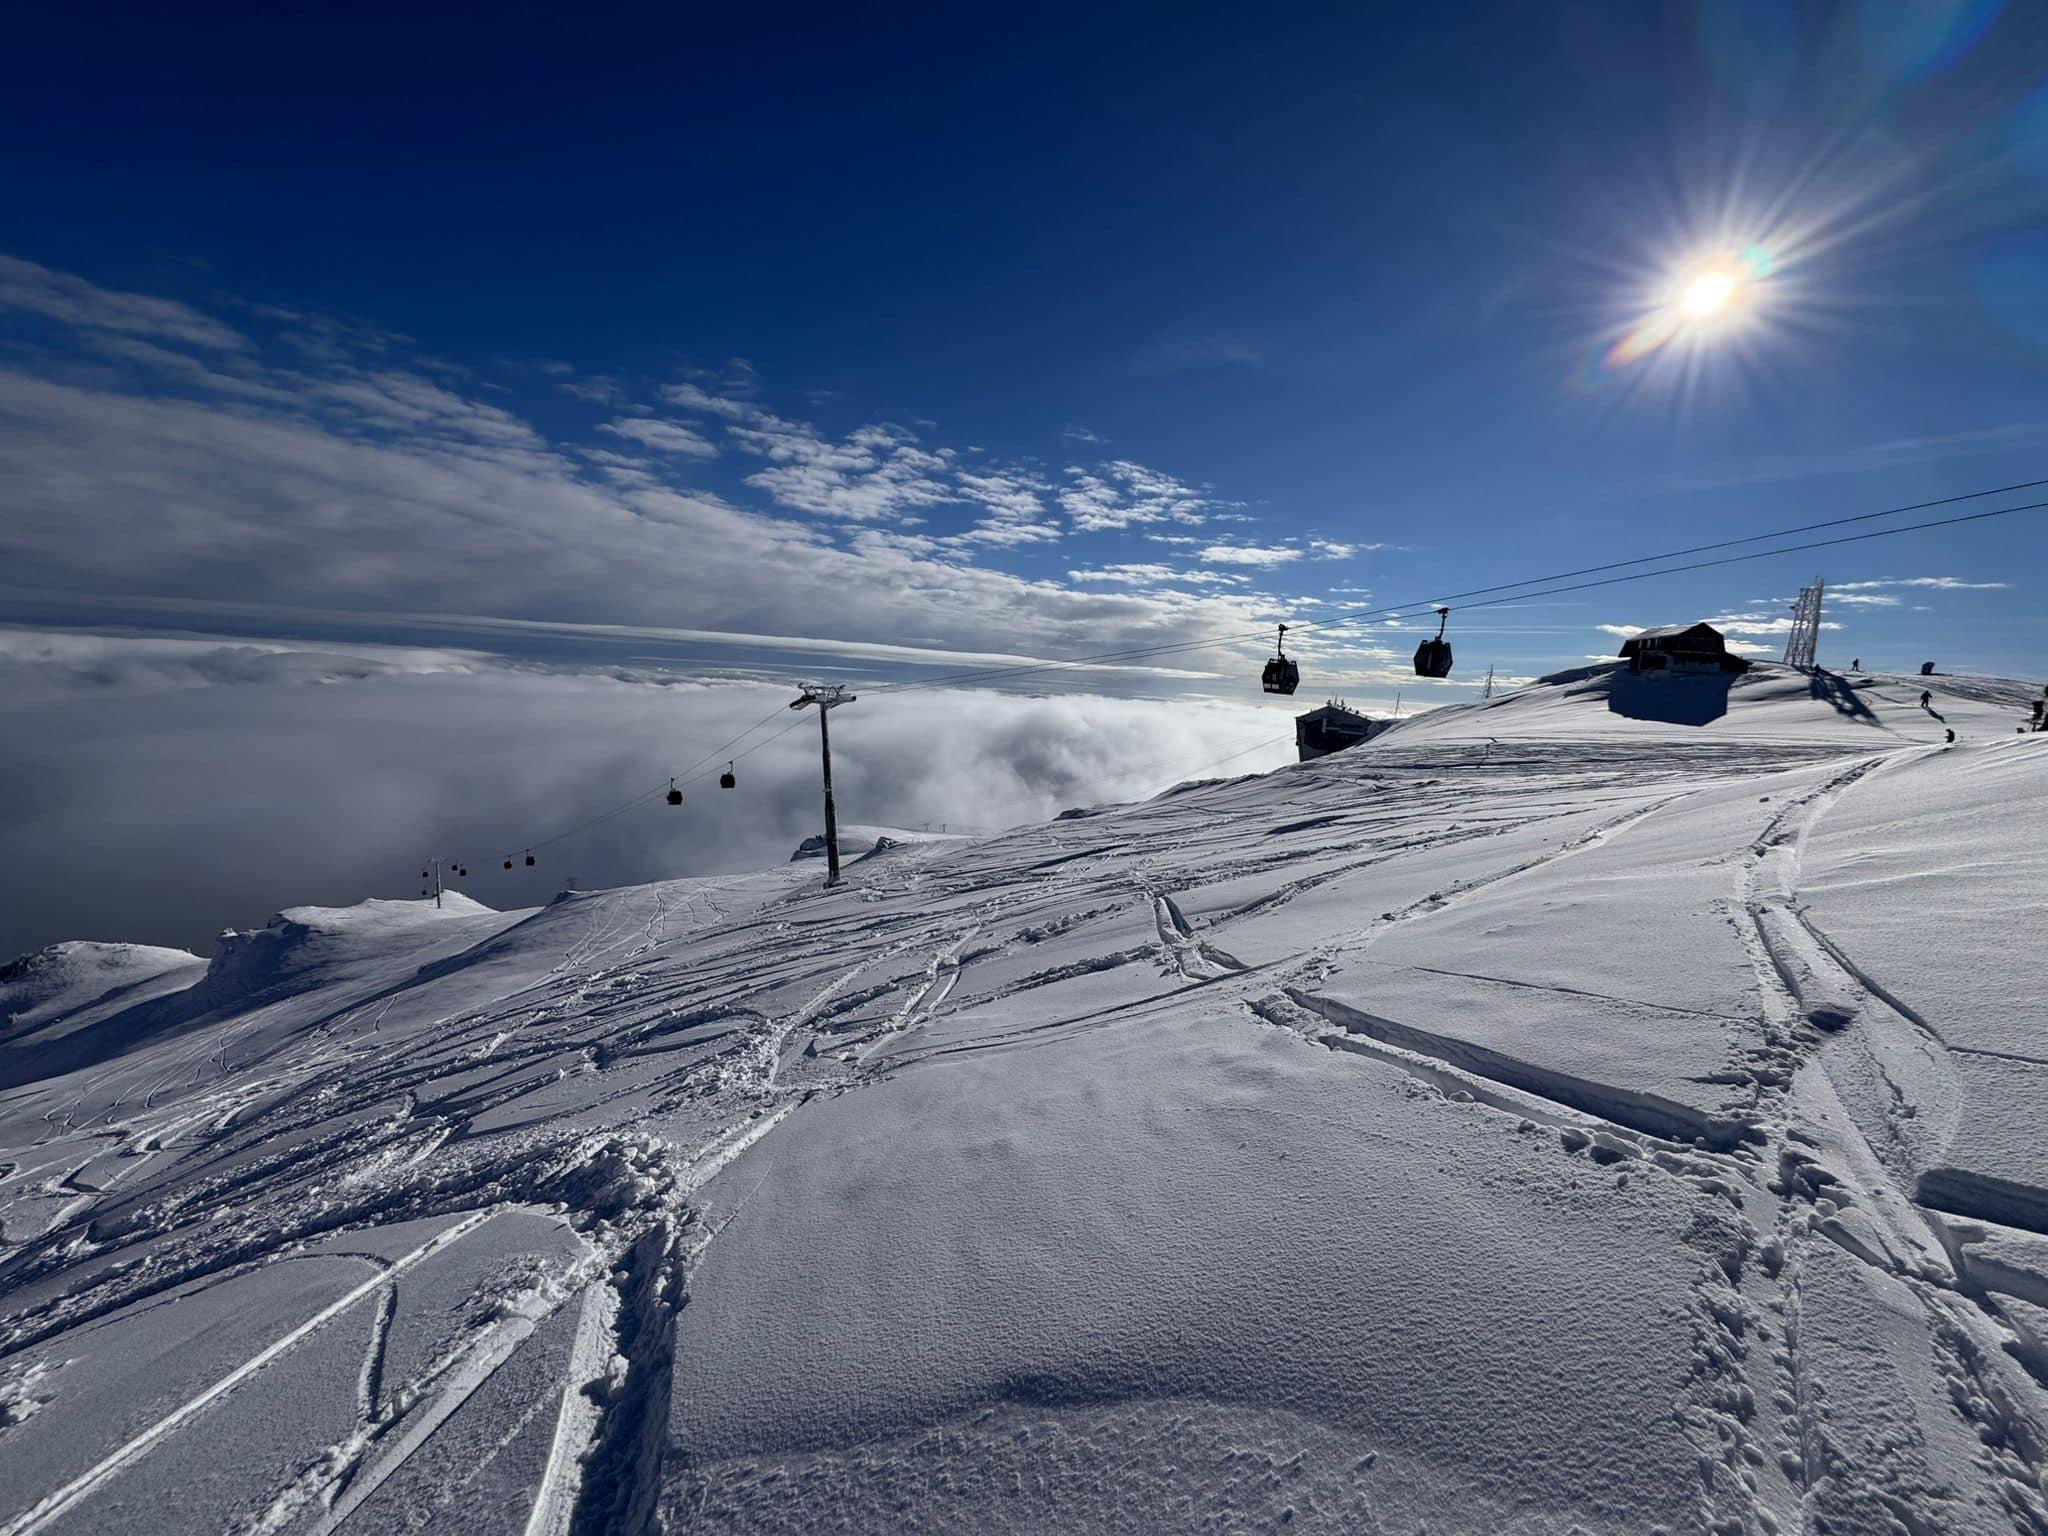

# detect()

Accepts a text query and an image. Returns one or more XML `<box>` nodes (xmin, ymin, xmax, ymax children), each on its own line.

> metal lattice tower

<box><xmin>1783</xmin><ymin>578</ymin><xmax>1824</xmax><ymax>670</ymax></box>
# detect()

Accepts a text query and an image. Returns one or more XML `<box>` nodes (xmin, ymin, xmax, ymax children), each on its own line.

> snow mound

<box><xmin>1383</xmin><ymin>660</ymin><xmax>2040</xmax><ymax>747</ymax></box>
<box><xmin>0</xmin><ymin>940</ymin><xmax>201</xmax><ymax>1040</ymax></box>
<box><xmin>202</xmin><ymin>894</ymin><xmax>498</xmax><ymax>998</ymax></box>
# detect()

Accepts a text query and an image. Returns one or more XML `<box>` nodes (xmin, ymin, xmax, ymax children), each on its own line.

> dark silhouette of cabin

<box><xmin>1617</xmin><ymin>623</ymin><xmax>1750</xmax><ymax>676</ymax></box>
<box><xmin>1296</xmin><ymin>700</ymin><xmax>1377</xmax><ymax>761</ymax></box>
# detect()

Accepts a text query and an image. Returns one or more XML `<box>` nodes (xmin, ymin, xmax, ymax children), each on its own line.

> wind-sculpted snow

<box><xmin>1</xmin><ymin>664</ymin><xmax>2044</xmax><ymax>1533</ymax></box>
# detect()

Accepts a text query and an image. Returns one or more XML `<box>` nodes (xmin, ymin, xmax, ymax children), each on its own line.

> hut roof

<box><xmin>1295</xmin><ymin>701</ymin><xmax>1371</xmax><ymax>725</ymax></box>
<box><xmin>1617</xmin><ymin>622</ymin><xmax>1729</xmax><ymax>657</ymax></box>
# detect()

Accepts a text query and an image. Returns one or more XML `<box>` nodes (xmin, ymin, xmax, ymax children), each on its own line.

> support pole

<box><xmin>817</xmin><ymin>699</ymin><xmax>840</xmax><ymax>884</ymax></box>
<box><xmin>792</xmin><ymin>684</ymin><xmax>857</xmax><ymax>885</ymax></box>
<box><xmin>419</xmin><ymin>855</ymin><xmax>461</xmax><ymax>907</ymax></box>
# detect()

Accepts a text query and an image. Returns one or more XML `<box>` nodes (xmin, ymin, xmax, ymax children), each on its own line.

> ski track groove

<box><xmin>0</xmin><ymin>1210</ymin><xmax>496</xmax><ymax>1536</ymax></box>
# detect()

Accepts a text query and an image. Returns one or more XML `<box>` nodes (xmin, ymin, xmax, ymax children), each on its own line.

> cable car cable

<box><xmin>480</xmin><ymin>485</ymin><xmax>2045</xmax><ymax>866</ymax></box>
<box><xmin>866</xmin><ymin>477</ymin><xmax>2048</xmax><ymax>696</ymax></box>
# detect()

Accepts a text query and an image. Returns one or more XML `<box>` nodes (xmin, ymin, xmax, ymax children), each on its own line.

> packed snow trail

<box><xmin>2</xmin><ymin>664</ymin><xmax>2045</xmax><ymax>1533</ymax></box>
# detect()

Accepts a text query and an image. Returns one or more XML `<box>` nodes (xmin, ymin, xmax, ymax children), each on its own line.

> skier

<box><xmin>1945</xmin><ymin>728</ymin><xmax>1956</xmax><ymax>744</ymax></box>
<box><xmin>1920</xmin><ymin>690</ymin><xmax>1932</xmax><ymax>709</ymax></box>
<box><xmin>1851</xmin><ymin>657</ymin><xmax>1860</xmax><ymax>671</ymax></box>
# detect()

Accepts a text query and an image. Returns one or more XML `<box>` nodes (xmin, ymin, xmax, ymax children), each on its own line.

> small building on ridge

<box><xmin>1296</xmin><ymin>700</ymin><xmax>1379</xmax><ymax>761</ymax></box>
<box><xmin>1617</xmin><ymin>623</ymin><xmax>1750</xmax><ymax>676</ymax></box>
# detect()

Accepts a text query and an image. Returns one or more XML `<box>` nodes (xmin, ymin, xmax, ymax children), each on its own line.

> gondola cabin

<box><xmin>1260</xmin><ymin>624</ymin><xmax>1300</xmax><ymax>696</ymax></box>
<box><xmin>1412</xmin><ymin>606</ymin><xmax>1453</xmax><ymax>679</ymax></box>
<box><xmin>1617</xmin><ymin>622</ymin><xmax>1750</xmax><ymax>677</ymax></box>
<box><xmin>1295</xmin><ymin>700</ymin><xmax>1379</xmax><ymax>761</ymax></box>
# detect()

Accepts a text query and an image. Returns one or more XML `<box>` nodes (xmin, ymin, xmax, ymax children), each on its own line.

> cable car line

<box><xmin>497</xmin><ymin>710</ymin><xmax>813</xmax><ymax>867</ymax></box>
<box><xmin>473</xmin><ymin>481</ymin><xmax>2044</xmax><ymax>875</ymax></box>
<box><xmin>866</xmin><ymin>476</ymin><xmax>2048</xmax><ymax>697</ymax></box>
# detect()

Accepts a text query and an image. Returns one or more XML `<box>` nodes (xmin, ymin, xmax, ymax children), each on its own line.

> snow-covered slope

<box><xmin>788</xmin><ymin>823</ymin><xmax>971</xmax><ymax>863</ymax></box>
<box><xmin>1</xmin><ymin>942</ymin><xmax>202</xmax><ymax>1041</ymax></box>
<box><xmin>1</xmin><ymin>663</ymin><xmax>2044</xmax><ymax>1535</ymax></box>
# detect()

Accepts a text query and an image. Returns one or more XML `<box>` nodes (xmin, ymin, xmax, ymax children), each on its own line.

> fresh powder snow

<box><xmin>1</xmin><ymin>662</ymin><xmax>2045</xmax><ymax>1534</ymax></box>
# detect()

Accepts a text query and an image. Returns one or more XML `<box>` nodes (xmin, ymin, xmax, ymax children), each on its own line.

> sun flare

<box><xmin>1597</xmin><ymin>243</ymin><xmax>1774</xmax><ymax>375</ymax></box>
<box><xmin>1680</xmin><ymin>268</ymin><xmax>1738</xmax><ymax>318</ymax></box>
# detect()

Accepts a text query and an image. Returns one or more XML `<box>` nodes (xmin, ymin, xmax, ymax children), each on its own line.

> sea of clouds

<box><xmin>0</xmin><ymin>628</ymin><xmax>1293</xmax><ymax>957</ymax></box>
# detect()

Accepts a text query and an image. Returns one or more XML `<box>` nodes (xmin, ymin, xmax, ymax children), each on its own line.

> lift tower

<box><xmin>791</xmin><ymin>683</ymin><xmax>857</xmax><ymax>885</ymax></box>
<box><xmin>1783</xmin><ymin>578</ymin><xmax>1825</xmax><ymax>670</ymax></box>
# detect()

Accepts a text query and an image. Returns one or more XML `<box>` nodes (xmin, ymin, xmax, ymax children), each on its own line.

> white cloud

<box><xmin>1709</xmin><ymin>612</ymin><xmax>1842</xmax><ymax>634</ymax></box>
<box><xmin>78</xmin><ymin>333</ymin><xmax>299</xmax><ymax>405</ymax></box>
<box><xmin>660</xmin><ymin>381</ymin><xmax>765</xmax><ymax>422</ymax></box>
<box><xmin>576</xmin><ymin>447</ymin><xmax>666</xmax><ymax>488</ymax></box>
<box><xmin>1200</xmin><ymin>543</ymin><xmax>1300</xmax><ymax>567</ymax></box>
<box><xmin>315</xmin><ymin>370</ymin><xmax>541</xmax><ymax>447</ymax></box>
<box><xmin>599</xmin><ymin>416</ymin><xmax>720</xmax><ymax>458</ymax></box>
<box><xmin>659</xmin><ymin>381</ymin><xmax>1229</xmax><ymax>549</ymax></box>
<box><xmin>1833</xmin><ymin>576</ymin><xmax>2010</xmax><ymax>591</ymax></box>
<box><xmin>1067</xmin><ymin>563</ymin><xmax>1182</xmax><ymax>585</ymax></box>
<box><xmin>0</xmin><ymin>253</ymin><xmax>251</xmax><ymax>352</ymax></box>
<box><xmin>740</xmin><ymin>422</ymin><xmax>957</xmax><ymax>522</ymax></box>
<box><xmin>952</xmin><ymin>518</ymin><xmax>1063</xmax><ymax>547</ymax></box>
<box><xmin>0</xmin><ymin>254</ymin><xmax>1305</xmax><ymax>684</ymax></box>
<box><xmin>1060</xmin><ymin>461</ymin><xmax>1227</xmax><ymax>531</ymax></box>
<box><xmin>0</xmin><ymin>368</ymin><xmax>1266</xmax><ymax>668</ymax></box>
<box><xmin>558</xmin><ymin>374</ymin><xmax>623</xmax><ymax>404</ymax></box>
<box><xmin>1129</xmin><ymin>327</ymin><xmax>1265</xmax><ymax>373</ymax></box>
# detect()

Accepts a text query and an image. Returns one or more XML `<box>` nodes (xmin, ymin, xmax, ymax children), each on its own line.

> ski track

<box><xmin>0</xmin><ymin>1210</ymin><xmax>496</xmax><ymax>1536</ymax></box>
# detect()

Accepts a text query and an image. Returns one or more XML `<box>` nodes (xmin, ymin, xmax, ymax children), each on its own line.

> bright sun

<box><xmin>1600</xmin><ymin>244</ymin><xmax>1773</xmax><ymax>372</ymax></box>
<box><xmin>1680</xmin><ymin>268</ymin><xmax>1738</xmax><ymax>319</ymax></box>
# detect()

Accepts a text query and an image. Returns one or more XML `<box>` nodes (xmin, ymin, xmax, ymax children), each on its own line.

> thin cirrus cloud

<box><xmin>1833</xmin><ymin>576</ymin><xmax>2010</xmax><ymax>591</ymax></box>
<box><xmin>598</xmin><ymin>416</ymin><xmax>720</xmax><ymax>458</ymax></box>
<box><xmin>0</xmin><ymin>250</ymin><xmax>1327</xmax><ymax>676</ymax></box>
<box><xmin>0</xmin><ymin>252</ymin><xmax>250</xmax><ymax>352</ymax></box>
<box><xmin>1128</xmin><ymin>326</ymin><xmax>1266</xmax><ymax>374</ymax></box>
<box><xmin>1200</xmin><ymin>543</ymin><xmax>1301</xmax><ymax>567</ymax></box>
<box><xmin>1631</xmin><ymin>422</ymin><xmax>2048</xmax><ymax>497</ymax></box>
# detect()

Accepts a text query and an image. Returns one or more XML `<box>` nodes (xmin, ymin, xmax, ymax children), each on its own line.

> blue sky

<box><xmin>3</xmin><ymin>0</ymin><xmax>2047</xmax><ymax>699</ymax></box>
